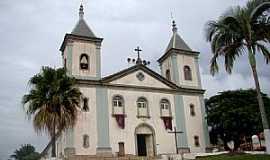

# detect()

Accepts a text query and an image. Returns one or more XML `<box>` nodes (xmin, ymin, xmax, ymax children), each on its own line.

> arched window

<box><xmin>64</xmin><ymin>58</ymin><xmax>67</xmax><ymax>69</ymax></box>
<box><xmin>165</xmin><ymin>69</ymin><xmax>171</xmax><ymax>81</ymax></box>
<box><xmin>82</xmin><ymin>97</ymin><xmax>89</xmax><ymax>112</ymax></box>
<box><xmin>137</xmin><ymin>97</ymin><xmax>149</xmax><ymax>118</ymax></box>
<box><xmin>80</xmin><ymin>54</ymin><xmax>89</xmax><ymax>70</ymax></box>
<box><xmin>194</xmin><ymin>136</ymin><xmax>200</xmax><ymax>147</ymax></box>
<box><xmin>112</xmin><ymin>95</ymin><xmax>125</xmax><ymax>129</ymax></box>
<box><xmin>112</xmin><ymin>95</ymin><xmax>124</xmax><ymax>115</ymax></box>
<box><xmin>83</xmin><ymin>134</ymin><xmax>89</xmax><ymax>148</ymax></box>
<box><xmin>190</xmin><ymin>104</ymin><xmax>195</xmax><ymax>116</ymax></box>
<box><xmin>160</xmin><ymin>99</ymin><xmax>172</xmax><ymax>130</ymax></box>
<box><xmin>184</xmin><ymin>65</ymin><xmax>192</xmax><ymax>80</ymax></box>
<box><xmin>160</xmin><ymin>99</ymin><xmax>171</xmax><ymax>117</ymax></box>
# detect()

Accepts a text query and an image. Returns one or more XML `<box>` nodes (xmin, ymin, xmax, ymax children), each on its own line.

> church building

<box><xmin>43</xmin><ymin>4</ymin><xmax>210</xmax><ymax>158</ymax></box>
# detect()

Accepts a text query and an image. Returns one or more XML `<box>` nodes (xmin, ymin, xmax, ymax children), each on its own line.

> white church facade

<box><xmin>43</xmin><ymin>4</ymin><xmax>210</xmax><ymax>158</ymax></box>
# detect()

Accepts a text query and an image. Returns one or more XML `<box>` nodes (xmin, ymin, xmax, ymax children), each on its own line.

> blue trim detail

<box><xmin>171</xmin><ymin>54</ymin><xmax>180</xmax><ymax>85</ymax></box>
<box><xmin>96</xmin><ymin>47</ymin><xmax>101</xmax><ymax>79</ymax></box>
<box><xmin>174</xmin><ymin>95</ymin><xmax>188</xmax><ymax>148</ymax></box>
<box><xmin>66</xmin><ymin>128</ymin><xmax>74</xmax><ymax>147</ymax></box>
<box><xmin>96</xmin><ymin>87</ymin><xmax>111</xmax><ymax>148</ymax></box>
<box><xmin>195</xmin><ymin>57</ymin><xmax>202</xmax><ymax>88</ymax></box>
<box><xmin>199</xmin><ymin>96</ymin><xmax>210</xmax><ymax>146</ymax></box>
<box><xmin>66</xmin><ymin>44</ymin><xmax>73</xmax><ymax>75</ymax></box>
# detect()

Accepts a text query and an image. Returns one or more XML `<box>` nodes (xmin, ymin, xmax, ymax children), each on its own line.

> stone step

<box><xmin>67</xmin><ymin>155</ymin><xmax>157</xmax><ymax>160</ymax></box>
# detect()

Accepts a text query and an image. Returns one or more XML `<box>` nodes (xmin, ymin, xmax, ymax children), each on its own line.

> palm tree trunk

<box><xmin>248</xmin><ymin>48</ymin><xmax>270</xmax><ymax>154</ymax></box>
<box><xmin>52</xmin><ymin>119</ymin><xmax>56</xmax><ymax>157</ymax></box>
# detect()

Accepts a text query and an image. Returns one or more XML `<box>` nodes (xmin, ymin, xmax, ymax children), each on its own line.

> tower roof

<box><xmin>71</xmin><ymin>4</ymin><xmax>96</xmax><ymax>38</ymax></box>
<box><xmin>165</xmin><ymin>20</ymin><xmax>191</xmax><ymax>52</ymax></box>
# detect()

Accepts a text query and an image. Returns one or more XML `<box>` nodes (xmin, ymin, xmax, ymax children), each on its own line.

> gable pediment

<box><xmin>102</xmin><ymin>65</ymin><xmax>177</xmax><ymax>90</ymax></box>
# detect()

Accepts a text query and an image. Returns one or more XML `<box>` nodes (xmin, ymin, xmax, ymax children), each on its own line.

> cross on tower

<box><xmin>168</xmin><ymin>126</ymin><xmax>183</xmax><ymax>154</ymax></box>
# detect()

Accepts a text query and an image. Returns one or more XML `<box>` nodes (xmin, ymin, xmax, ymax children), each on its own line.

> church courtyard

<box><xmin>196</xmin><ymin>153</ymin><xmax>270</xmax><ymax>160</ymax></box>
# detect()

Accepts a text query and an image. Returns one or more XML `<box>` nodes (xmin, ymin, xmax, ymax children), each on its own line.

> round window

<box><xmin>136</xmin><ymin>72</ymin><xmax>145</xmax><ymax>81</ymax></box>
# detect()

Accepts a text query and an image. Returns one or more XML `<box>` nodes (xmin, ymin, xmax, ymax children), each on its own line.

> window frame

<box><xmin>82</xmin><ymin>97</ymin><xmax>89</xmax><ymax>112</ymax></box>
<box><xmin>165</xmin><ymin>69</ymin><xmax>171</xmax><ymax>81</ymax></box>
<box><xmin>184</xmin><ymin>65</ymin><xmax>192</xmax><ymax>81</ymax></box>
<box><xmin>137</xmin><ymin>97</ymin><xmax>150</xmax><ymax>118</ymax></box>
<box><xmin>80</xmin><ymin>53</ymin><xmax>89</xmax><ymax>70</ymax></box>
<box><xmin>112</xmin><ymin>95</ymin><xmax>125</xmax><ymax>115</ymax></box>
<box><xmin>82</xmin><ymin>134</ymin><xmax>90</xmax><ymax>148</ymax></box>
<box><xmin>160</xmin><ymin>98</ymin><xmax>172</xmax><ymax>117</ymax></box>
<box><xmin>190</xmin><ymin>104</ymin><xmax>196</xmax><ymax>116</ymax></box>
<box><xmin>194</xmin><ymin>136</ymin><xmax>200</xmax><ymax>147</ymax></box>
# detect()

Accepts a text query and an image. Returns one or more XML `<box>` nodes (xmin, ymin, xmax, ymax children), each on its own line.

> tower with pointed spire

<box><xmin>60</xmin><ymin>4</ymin><xmax>103</xmax><ymax>80</ymax></box>
<box><xmin>158</xmin><ymin>20</ymin><xmax>202</xmax><ymax>89</ymax></box>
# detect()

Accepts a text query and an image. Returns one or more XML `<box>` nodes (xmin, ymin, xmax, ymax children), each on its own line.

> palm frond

<box><xmin>256</xmin><ymin>42</ymin><xmax>270</xmax><ymax>63</ymax></box>
<box><xmin>22</xmin><ymin>67</ymin><xmax>82</xmax><ymax>138</ymax></box>
<box><xmin>210</xmin><ymin>53</ymin><xmax>219</xmax><ymax>75</ymax></box>
<box><xmin>247</xmin><ymin>0</ymin><xmax>270</xmax><ymax>21</ymax></box>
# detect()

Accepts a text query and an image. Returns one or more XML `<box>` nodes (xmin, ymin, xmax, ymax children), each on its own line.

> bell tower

<box><xmin>60</xmin><ymin>4</ymin><xmax>103</xmax><ymax>80</ymax></box>
<box><xmin>158</xmin><ymin>20</ymin><xmax>202</xmax><ymax>89</ymax></box>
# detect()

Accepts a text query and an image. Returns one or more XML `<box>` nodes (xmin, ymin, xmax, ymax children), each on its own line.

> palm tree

<box><xmin>22</xmin><ymin>67</ymin><xmax>85</xmax><ymax>157</ymax></box>
<box><xmin>10</xmin><ymin>144</ymin><xmax>40</xmax><ymax>160</ymax></box>
<box><xmin>205</xmin><ymin>0</ymin><xmax>270</xmax><ymax>153</ymax></box>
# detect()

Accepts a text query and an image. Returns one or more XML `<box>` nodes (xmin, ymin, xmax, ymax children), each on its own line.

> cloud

<box><xmin>0</xmin><ymin>0</ymin><xmax>269</xmax><ymax>159</ymax></box>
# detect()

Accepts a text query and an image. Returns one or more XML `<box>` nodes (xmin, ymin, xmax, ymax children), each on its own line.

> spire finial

<box><xmin>170</xmin><ymin>12</ymin><xmax>177</xmax><ymax>33</ymax></box>
<box><xmin>172</xmin><ymin>20</ymin><xmax>177</xmax><ymax>33</ymax></box>
<box><xmin>79</xmin><ymin>3</ymin><xmax>84</xmax><ymax>19</ymax></box>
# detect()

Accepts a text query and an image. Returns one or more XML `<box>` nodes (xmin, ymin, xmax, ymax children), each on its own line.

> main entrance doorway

<box><xmin>135</xmin><ymin>124</ymin><xmax>155</xmax><ymax>157</ymax></box>
<box><xmin>137</xmin><ymin>134</ymin><xmax>147</xmax><ymax>156</ymax></box>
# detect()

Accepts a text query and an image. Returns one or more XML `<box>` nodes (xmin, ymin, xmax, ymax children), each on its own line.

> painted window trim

<box><xmin>136</xmin><ymin>97</ymin><xmax>150</xmax><ymax>118</ymax></box>
<box><xmin>160</xmin><ymin>98</ymin><xmax>172</xmax><ymax>118</ymax></box>
<box><xmin>112</xmin><ymin>95</ymin><xmax>125</xmax><ymax>115</ymax></box>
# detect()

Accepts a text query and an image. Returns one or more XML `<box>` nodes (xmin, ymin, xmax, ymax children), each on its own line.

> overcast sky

<box><xmin>0</xmin><ymin>0</ymin><xmax>269</xmax><ymax>159</ymax></box>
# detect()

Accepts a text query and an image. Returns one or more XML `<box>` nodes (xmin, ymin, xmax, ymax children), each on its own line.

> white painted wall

<box><xmin>107</xmin><ymin>89</ymin><xmax>177</xmax><ymax>155</ymax></box>
<box><xmin>182</xmin><ymin>95</ymin><xmax>206</xmax><ymax>153</ymax></box>
<box><xmin>161</xmin><ymin>57</ymin><xmax>173</xmax><ymax>81</ymax></box>
<box><xmin>73</xmin><ymin>86</ymin><xmax>97</xmax><ymax>155</ymax></box>
<box><xmin>111</xmin><ymin>70</ymin><xmax>170</xmax><ymax>89</ymax></box>
<box><xmin>63</xmin><ymin>40</ymin><xmax>98</xmax><ymax>78</ymax></box>
<box><xmin>176</xmin><ymin>55</ymin><xmax>199</xmax><ymax>88</ymax></box>
<box><xmin>71</xmin><ymin>41</ymin><xmax>97</xmax><ymax>78</ymax></box>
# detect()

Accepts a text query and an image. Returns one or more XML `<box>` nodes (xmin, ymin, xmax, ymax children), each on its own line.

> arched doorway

<box><xmin>135</xmin><ymin>124</ymin><xmax>156</xmax><ymax>157</ymax></box>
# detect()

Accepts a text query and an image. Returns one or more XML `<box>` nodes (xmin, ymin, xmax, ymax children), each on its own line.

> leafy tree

<box><xmin>22</xmin><ymin>67</ymin><xmax>86</xmax><ymax>157</ymax></box>
<box><xmin>206</xmin><ymin>89</ymin><xmax>270</xmax><ymax>150</ymax></box>
<box><xmin>10</xmin><ymin>144</ymin><xmax>40</xmax><ymax>160</ymax></box>
<box><xmin>205</xmin><ymin>0</ymin><xmax>270</xmax><ymax>153</ymax></box>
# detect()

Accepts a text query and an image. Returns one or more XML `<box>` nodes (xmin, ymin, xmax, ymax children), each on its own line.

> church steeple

<box><xmin>165</xmin><ymin>20</ymin><xmax>191</xmax><ymax>52</ymax></box>
<box><xmin>71</xmin><ymin>4</ymin><xmax>96</xmax><ymax>38</ymax></box>
<box><xmin>60</xmin><ymin>3</ymin><xmax>103</xmax><ymax>79</ymax></box>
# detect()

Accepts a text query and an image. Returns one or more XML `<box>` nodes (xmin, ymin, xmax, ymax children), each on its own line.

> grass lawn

<box><xmin>196</xmin><ymin>153</ymin><xmax>270</xmax><ymax>160</ymax></box>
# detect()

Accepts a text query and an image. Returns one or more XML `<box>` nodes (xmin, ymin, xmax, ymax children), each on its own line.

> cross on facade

<box><xmin>127</xmin><ymin>46</ymin><xmax>150</xmax><ymax>66</ymax></box>
<box><xmin>168</xmin><ymin>126</ymin><xmax>183</xmax><ymax>154</ymax></box>
<box><xmin>134</xmin><ymin>46</ymin><xmax>142</xmax><ymax>59</ymax></box>
<box><xmin>134</xmin><ymin>46</ymin><xmax>142</xmax><ymax>64</ymax></box>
